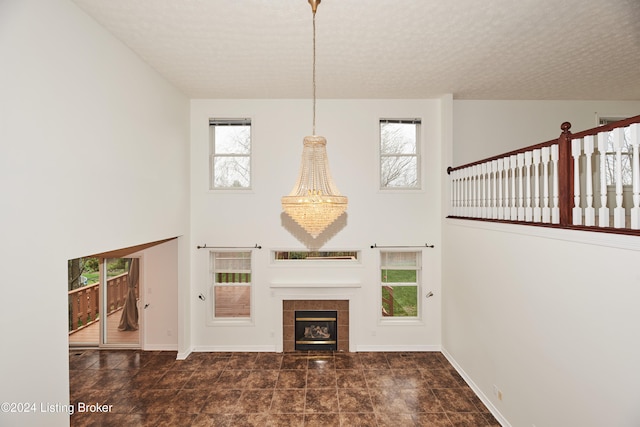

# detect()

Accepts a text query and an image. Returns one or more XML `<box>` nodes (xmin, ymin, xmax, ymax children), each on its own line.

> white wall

<box><xmin>190</xmin><ymin>99</ymin><xmax>444</xmax><ymax>352</ymax></box>
<box><xmin>444</xmin><ymin>100</ymin><xmax>640</xmax><ymax>427</ymax></box>
<box><xmin>443</xmin><ymin>223</ymin><xmax>640</xmax><ymax>427</ymax></box>
<box><xmin>134</xmin><ymin>239</ymin><xmax>180</xmax><ymax>350</ymax></box>
<box><xmin>0</xmin><ymin>1</ymin><xmax>189</xmax><ymax>426</ymax></box>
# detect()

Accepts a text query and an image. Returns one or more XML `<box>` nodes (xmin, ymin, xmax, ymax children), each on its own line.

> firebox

<box><xmin>294</xmin><ymin>310</ymin><xmax>337</xmax><ymax>351</ymax></box>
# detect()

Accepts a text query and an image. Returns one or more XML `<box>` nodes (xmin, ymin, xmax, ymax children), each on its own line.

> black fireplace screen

<box><xmin>295</xmin><ymin>310</ymin><xmax>337</xmax><ymax>351</ymax></box>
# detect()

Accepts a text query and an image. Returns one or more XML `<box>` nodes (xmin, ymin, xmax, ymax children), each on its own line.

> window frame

<box><xmin>272</xmin><ymin>250</ymin><xmax>360</xmax><ymax>262</ymax></box>
<box><xmin>209</xmin><ymin>118</ymin><xmax>252</xmax><ymax>191</ymax></box>
<box><xmin>379</xmin><ymin>118</ymin><xmax>422</xmax><ymax>190</ymax></box>
<box><xmin>208</xmin><ymin>250</ymin><xmax>254</xmax><ymax>325</ymax></box>
<box><xmin>379</xmin><ymin>250</ymin><xmax>422</xmax><ymax>323</ymax></box>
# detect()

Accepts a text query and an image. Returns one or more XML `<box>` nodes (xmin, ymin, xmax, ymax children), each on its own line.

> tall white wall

<box><xmin>444</xmin><ymin>100</ymin><xmax>640</xmax><ymax>427</ymax></box>
<box><xmin>190</xmin><ymin>99</ymin><xmax>444</xmax><ymax>352</ymax></box>
<box><xmin>0</xmin><ymin>1</ymin><xmax>189</xmax><ymax>426</ymax></box>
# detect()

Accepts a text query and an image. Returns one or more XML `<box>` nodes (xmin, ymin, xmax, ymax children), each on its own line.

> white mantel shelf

<box><xmin>269</xmin><ymin>282</ymin><xmax>361</xmax><ymax>288</ymax></box>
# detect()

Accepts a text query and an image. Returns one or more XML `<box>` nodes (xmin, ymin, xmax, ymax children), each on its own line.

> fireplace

<box><xmin>282</xmin><ymin>300</ymin><xmax>349</xmax><ymax>352</ymax></box>
<box><xmin>295</xmin><ymin>310</ymin><xmax>337</xmax><ymax>351</ymax></box>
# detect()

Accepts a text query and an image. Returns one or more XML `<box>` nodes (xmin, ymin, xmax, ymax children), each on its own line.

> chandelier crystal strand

<box><xmin>281</xmin><ymin>0</ymin><xmax>348</xmax><ymax>239</ymax></box>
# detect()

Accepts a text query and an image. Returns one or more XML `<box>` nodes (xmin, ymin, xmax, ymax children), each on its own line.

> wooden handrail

<box><xmin>68</xmin><ymin>281</ymin><xmax>98</xmax><ymax>296</ymax></box>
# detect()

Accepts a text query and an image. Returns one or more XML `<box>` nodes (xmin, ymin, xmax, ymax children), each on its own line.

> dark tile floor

<box><xmin>69</xmin><ymin>350</ymin><xmax>501</xmax><ymax>426</ymax></box>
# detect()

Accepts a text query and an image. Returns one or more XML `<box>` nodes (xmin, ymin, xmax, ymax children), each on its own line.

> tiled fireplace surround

<box><xmin>282</xmin><ymin>300</ymin><xmax>349</xmax><ymax>352</ymax></box>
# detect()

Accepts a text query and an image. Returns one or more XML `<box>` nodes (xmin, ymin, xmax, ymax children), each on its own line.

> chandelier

<box><xmin>281</xmin><ymin>0</ymin><xmax>348</xmax><ymax>238</ymax></box>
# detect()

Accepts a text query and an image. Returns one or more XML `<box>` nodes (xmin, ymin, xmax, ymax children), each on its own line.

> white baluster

<box><xmin>502</xmin><ymin>157</ymin><xmax>510</xmax><ymax>220</ymax></box>
<box><xmin>481</xmin><ymin>163</ymin><xmax>488</xmax><ymax>218</ymax></box>
<box><xmin>457</xmin><ymin>169</ymin><xmax>463</xmax><ymax>217</ymax></box>
<box><xmin>458</xmin><ymin>169</ymin><xmax>464</xmax><ymax>216</ymax></box>
<box><xmin>551</xmin><ymin>144</ymin><xmax>560</xmax><ymax>224</ymax></box>
<box><xmin>572</xmin><ymin>138</ymin><xmax>583</xmax><ymax>225</ymax></box>
<box><xmin>524</xmin><ymin>151</ymin><xmax>533</xmax><ymax>222</ymax></box>
<box><xmin>484</xmin><ymin>162</ymin><xmax>490</xmax><ymax>218</ymax></box>
<box><xmin>630</xmin><ymin>123</ymin><xmax>640</xmax><ymax>229</ymax></box>
<box><xmin>488</xmin><ymin>160</ymin><xmax>498</xmax><ymax>219</ymax></box>
<box><xmin>532</xmin><ymin>149</ymin><xmax>542</xmax><ymax>222</ymax></box>
<box><xmin>510</xmin><ymin>155</ymin><xmax>518</xmax><ymax>220</ymax></box>
<box><xmin>457</xmin><ymin>169</ymin><xmax>463</xmax><ymax>216</ymax></box>
<box><xmin>517</xmin><ymin>153</ymin><xmax>525</xmax><ymax>221</ymax></box>
<box><xmin>484</xmin><ymin>162</ymin><xmax>492</xmax><ymax>218</ymax></box>
<box><xmin>458</xmin><ymin>169</ymin><xmax>463</xmax><ymax>216</ymax></box>
<box><xmin>613</xmin><ymin>128</ymin><xmax>625</xmax><ymax>228</ymax></box>
<box><xmin>541</xmin><ymin>146</ymin><xmax>551</xmax><ymax>223</ymax></box>
<box><xmin>467</xmin><ymin>166</ymin><xmax>472</xmax><ymax>217</ymax></box>
<box><xmin>449</xmin><ymin>170</ymin><xmax>455</xmax><ymax>216</ymax></box>
<box><xmin>473</xmin><ymin>165</ymin><xmax>480</xmax><ymax>218</ymax></box>
<box><xmin>583</xmin><ymin>135</ymin><xmax>595</xmax><ymax>226</ymax></box>
<box><xmin>466</xmin><ymin>167</ymin><xmax>472</xmax><ymax>217</ymax></box>
<box><xmin>597</xmin><ymin>131</ymin><xmax>610</xmax><ymax>227</ymax></box>
<box><xmin>451</xmin><ymin>169</ymin><xmax>458</xmax><ymax>216</ymax></box>
<box><xmin>491</xmin><ymin>159</ymin><xmax>504</xmax><ymax>219</ymax></box>
<box><xmin>461</xmin><ymin>168</ymin><xmax>469</xmax><ymax>217</ymax></box>
<box><xmin>473</xmin><ymin>166</ymin><xmax>479</xmax><ymax>218</ymax></box>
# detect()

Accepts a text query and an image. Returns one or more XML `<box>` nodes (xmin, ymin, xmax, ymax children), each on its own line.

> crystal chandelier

<box><xmin>281</xmin><ymin>0</ymin><xmax>348</xmax><ymax>238</ymax></box>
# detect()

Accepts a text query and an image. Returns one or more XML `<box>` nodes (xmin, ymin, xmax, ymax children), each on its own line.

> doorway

<box><xmin>68</xmin><ymin>256</ymin><xmax>141</xmax><ymax>348</ymax></box>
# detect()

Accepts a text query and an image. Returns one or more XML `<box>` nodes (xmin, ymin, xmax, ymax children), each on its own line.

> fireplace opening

<box><xmin>295</xmin><ymin>310</ymin><xmax>337</xmax><ymax>351</ymax></box>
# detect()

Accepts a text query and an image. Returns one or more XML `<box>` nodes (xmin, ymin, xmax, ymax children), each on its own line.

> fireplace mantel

<box><xmin>269</xmin><ymin>281</ymin><xmax>361</xmax><ymax>288</ymax></box>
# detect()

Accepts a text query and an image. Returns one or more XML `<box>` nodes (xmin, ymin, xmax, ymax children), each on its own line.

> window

<box><xmin>209</xmin><ymin>118</ymin><xmax>251</xmax><ymax>189</ymax></box>
<box><xmin>380</xmin><ymin>119</ymin><xmax>421</xmax><ymax>189</ymax></box>
<box><xmin>380</xmin><ymin>251</ymin><xmax>420</xmax><ymax>318</ymax></box>
<box><xmin>600</xmin><ymin>117</ymin><xmax>632</xmax><ymax>186</ymax></box>
<box><xmin>273</xmin><ymin>251</ymin><xmax>359</xmax><ymax>261</ymax></box>
<box><xmin>211</xmin><ymin>251</ymin><xmax>252</xmax><ymax>319</ymax></box>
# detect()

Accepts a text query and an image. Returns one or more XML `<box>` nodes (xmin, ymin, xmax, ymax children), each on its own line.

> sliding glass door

<box><xmin>68</xmin><ymin>257</ymin><xmax>140</xmax><ymax>348</ymax></box>
<box><xmin>101</xmin><ymin>258</ymin><xmax>140</xmax><ymax>347</ymax></box>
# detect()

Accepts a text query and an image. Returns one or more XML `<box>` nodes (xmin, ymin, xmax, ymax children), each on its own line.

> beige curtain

<box><xmin>118</xmin><ymin>258</ymin><xmax>139</xmax><ymax>331</ymax></box>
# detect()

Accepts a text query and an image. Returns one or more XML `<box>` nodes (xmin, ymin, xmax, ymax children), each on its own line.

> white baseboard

<box><xmin>441</xmin><ymin>347</ymin><xmax>511</xmax><ymax>427</ymax></box>
<box><xmin>182</xmin><ymin>345</ymin><xmax>440</xmax><ymax>355</ymax></box>
<box><xmin>192</xmin><ymin>345</ymin><xmax>278</xmax><ymax>353</ymax></box>
<box><xmin>355</xmin><ymin>344</ymin><xmax>442</xmax><ymax>352</ymax></box>
<box><xmin>177</xmin><ymin>348</ymin><xmax>192</xmax><ymax>360</ymax></box>
<box><xmin>143</xmin><ymin>344</ymin><xmax>178</xmax><ymax>351</ymax></box>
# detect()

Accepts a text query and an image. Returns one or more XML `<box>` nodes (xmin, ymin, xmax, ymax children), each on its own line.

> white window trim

<box><xmin>270</xmin><ymin>250</ymin><xmax>362</xmax><ymax>267</ymax></box>
<box><xmin>207</xmin><ymin>250</ymin><xmax>254</xmax><ymax>326</ymax></box>
<box><xmin>209</xmin><ymin>118</ymin><xmax>253</xmax><ymax>191</ymax></box>
<box><xmin>379</xmin><ymin>250</ymin><xmax>423</xmax><ymax>324</ymax></box>
<box><xmin>379</xmin><ymin>118</ymin><xmax>422</xmax><ymax>191</ymax></box>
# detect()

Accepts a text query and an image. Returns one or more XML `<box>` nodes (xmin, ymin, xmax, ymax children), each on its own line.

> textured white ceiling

<box><xmin>72</xmin><ymin>0</ymin><xmax>640</xmax><ymax>100</ymax></box>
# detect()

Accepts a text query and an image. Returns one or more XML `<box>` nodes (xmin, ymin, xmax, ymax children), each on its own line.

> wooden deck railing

<box><xmin>447</xmin><ymin>115</ymin><xmax>640</xmax><ymax>235</ymax></box>
<box><xmin>68</xmin><ymin>272</ymin><xmax>134</xmax><ymax>333</ymax></box>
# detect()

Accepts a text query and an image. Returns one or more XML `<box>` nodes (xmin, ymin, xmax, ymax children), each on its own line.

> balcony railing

<box><xmin>447</xmin><ymin>115</ymin><xmax>640</xmax><ymax>235</ymax></box>
<box><xmin>68</xmin><ymin>272</ymin><xmax>134</xmax><ymax>334</ymax></box>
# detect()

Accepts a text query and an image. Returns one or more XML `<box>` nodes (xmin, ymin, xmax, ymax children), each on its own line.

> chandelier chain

<box><xmin>312</xmin><ymin>10</ymin><xmax>316</xmax><ymax>135</ymax></box>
